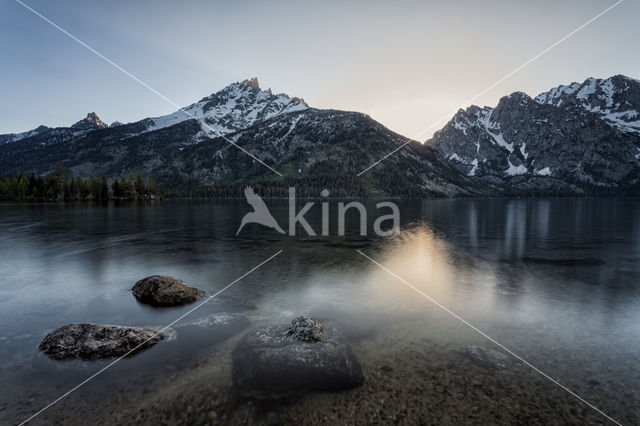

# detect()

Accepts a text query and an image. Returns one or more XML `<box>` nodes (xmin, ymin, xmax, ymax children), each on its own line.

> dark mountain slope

<box><xmin>0</xmin><ymin>106</ymin><xmax>485</xmax><ymax>197</ymax></box>
<box><xmin>429</xmin><ymin>75</ymin><xmax>640</xmax><ymax>195</ymax></box>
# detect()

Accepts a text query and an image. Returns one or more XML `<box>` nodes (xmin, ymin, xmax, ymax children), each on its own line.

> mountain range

<box><xmin>1</xmin><ymin>75</ymin><xmax>639</xmax><ymax>197</ymax></box>
<box><xmin>430</xmin><ymin>74</ymin><xmax>640</xmax><ymax>195</ymax></box>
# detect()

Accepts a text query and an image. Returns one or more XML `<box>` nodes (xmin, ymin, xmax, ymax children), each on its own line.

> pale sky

<box><xmin>0</xmin><ymin>0</ymin><xmax>637</xmax><ymax>139</ymax></box>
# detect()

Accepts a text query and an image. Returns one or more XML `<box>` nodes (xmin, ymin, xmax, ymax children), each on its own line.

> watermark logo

<box><xmin>236</xmin><ymin>187</ymin><xmax>286</xmax><ymax>235</ymax></box>
<box><xmin>236</xmin><ymin>186</ymin><xmax>399</xmax><ymax>236</ymax></box>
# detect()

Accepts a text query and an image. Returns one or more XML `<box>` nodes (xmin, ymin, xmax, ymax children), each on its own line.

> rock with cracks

<box><xmin>38</xmin><ymin>323</ymin><xmax>165</xmax><ymax>361</ymax></box>
<box><xmin>232</xmin><ymin>316</ymin><xmax>364</xmax><ymax>396</ymax></box>
<box><xmin>132</xmin><ymin>275</ymin><xmax>204</xmax><ymax>306</ymax></box>
<box><xmin>284</xmin><ymin>315</ymin><xmax>324</xmax><ymax>342</ymax></box>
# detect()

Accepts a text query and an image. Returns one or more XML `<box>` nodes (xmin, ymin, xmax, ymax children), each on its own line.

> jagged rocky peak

<box><xmin>535</xmin><ymin>75</ymin><xmax>640</xmax><ymax>106</ymax></box>
<box><xmin>146</xmin><ymin>78</ymin><xmax>309</xmax><ymax>137</ymax></box>
<box><xmin>484</xmin><ymin>91</ymin><xmax>535</xmax><ymax>124</ymax></box>
<box><xmin>216</xmin><ymin>77</ymin><xmax>308</xmax><ymax>107</ymax></box>
<box><xmin>71</xmin><ymin>112</ymin><xmax>108</xmax><ymax>130</ymax></box>
<box><xmin>504</xmin><ymin>91</ymin><xmax>532</xmax><ymax>104</ymax></box>
<box><xmin>243</xmin><ymin>77</ymin><xmax>260</xmax><ymax>89</ymax></box>
<box><xmin>534</xmin><ymin>75</ymin><xmax>640</xmax><ymax>133</ymax></box>
<box><xmin>429</xmin><ymin>74</ymin><xmax>640</xmax><ymax>190</ymax></box>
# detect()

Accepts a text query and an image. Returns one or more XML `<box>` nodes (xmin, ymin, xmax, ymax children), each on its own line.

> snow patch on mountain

<box><xmin>575</xmin><ymin>78</ymin><xmax>598</xmax><ymax>102</ymax></box>
<box><xmin>476</xmin><ymin>108</ymin><xmax>514</xmax><ymax>152</ymax></box>
<box><xmin>536</xmin><ymin>76</ymin><xmax>640</xmax><ymax>134</ymax></box>
<box><xmin>278</xmin><ymin>113</ymin><xmax>305</xmax><ymax>142</ymax></box>
<box><xmin>535</xmin><ymin>167</ymin><xmax>552</xmax><ymax>176</ymax></box>
<box><xmin>601</xmin><ymin>111</ymin><xmax>640</xmax><ymax>133</ymax></box>
<box><xmin>0</xmin><ymin>126</ymin><xmax>49</xmax><ymax>144</ymax></box>
<box><xmin>452</xmin><ymin>114</ymin><xmax>470</xmax><ymax>135</ymax></box>
<box><xmin>505</xmin><ymin>158</ymin><xmax>527</xmax><ymax>176</ymax></box>
<box><xmin>534</xmin><ymin>82</ymin><xmax>580</xmax><ymax>106</ymax></box>
<box><xmin>468</xmin><ymin>158</ymin><xmax>479</xmax><ymax>176</ymax></box>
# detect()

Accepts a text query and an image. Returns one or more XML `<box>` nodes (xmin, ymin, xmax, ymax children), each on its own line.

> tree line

<box><xmin>0</xmin><ymin>168</ymin><xmax>161</xmax><ymax>201</ymax></box>
<box><xmin>165</xmin><ymin>175</ymin><xmax>373</xmax><ymax>199</ymax></box>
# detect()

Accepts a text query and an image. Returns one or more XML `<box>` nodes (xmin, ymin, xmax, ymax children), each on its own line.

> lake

<box><xmin>1</xmin><ymin>199</ymin><xmax>639</xmax><ymax>424</ymax></box>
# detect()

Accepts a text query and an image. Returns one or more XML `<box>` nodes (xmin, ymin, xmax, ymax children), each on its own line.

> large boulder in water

<box><xmin>132</xmin><ymin>275</ymin><xmax>204</xmax><ymax>306</ymax></box>
<box><xmin>232</xmin><ymin>315</ymin><xmax>364</xmax><ymax>396</ymax></box>
<box><xmin>38</xmin><ymin>323</ymin><xmax>166</xmax><ymax>361</ymax></box>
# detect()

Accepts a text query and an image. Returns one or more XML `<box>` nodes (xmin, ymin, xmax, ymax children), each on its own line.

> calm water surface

<box><xmin>1</xmin><ymin>199</ymin><xmax>639</xmax><ymax>424</ymax></box>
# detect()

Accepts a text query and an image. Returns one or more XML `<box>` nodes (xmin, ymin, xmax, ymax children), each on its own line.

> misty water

<box><xmin>1</xmin><ymin>199</ymin><xmax>639</xmax><ymax>424</ymax></box>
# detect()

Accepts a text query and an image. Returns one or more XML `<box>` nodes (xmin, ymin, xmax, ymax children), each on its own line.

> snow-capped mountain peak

<box><xmin>145</xmin><ymin>78</ymin><xmax>309</xmax><ymax>138</ymax></box>
<box><xmin>535</xmin><ymin>75</ymin><xmax>640</xmax><ymax>134</ymax></box>
<box><xmin>431</xmin><ymin>74</ymin><xmax>640</xmax><ymax>192</ymax></box>
<box><xmin>0</xmin><ymin>125</ymin><xmax>50</xmax><ymax>145</ymax></box>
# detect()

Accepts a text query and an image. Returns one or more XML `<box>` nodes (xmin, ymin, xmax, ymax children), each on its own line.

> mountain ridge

<box><xmin>1</xmin><ymin>75</ymin><xmax>639</xmax><ymax>197</ymax></box>
<box><xmin>428</xmin><ymin>75</ymin><xmax>640</xmax><ymax>194</ymax></box>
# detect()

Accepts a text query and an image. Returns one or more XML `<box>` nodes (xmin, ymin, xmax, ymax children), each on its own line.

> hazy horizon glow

<box><xmin>1</xmin><ymin>0</ymin><xmax>637</xmax><ymax>139</ymax></box>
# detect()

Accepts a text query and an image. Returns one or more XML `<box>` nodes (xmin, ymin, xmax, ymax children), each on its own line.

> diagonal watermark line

<box><xmin>17</xmin><ymin>249</ymin><xmax>284</xmax><ymax>426</ymax></box>
<box><xmin>357</xmin><ymin>141</ymin><xmax>413</xmax><ymax>177</ymax></box>
<box><xmin>357</xmin><ymin>0</ymin><xmax>625</xmax><ymax>176</ymax></box>
<box><xmin>15</xmin><ymin>0</ymin><xmax>283</xmax><ymax>177</ymax></box>
<box><xmin>357</xmin><ymin>140</ymin><xmax>413</xmax><ymax>177</ymax></box>
<box><xmin>356</xmin><ymin>249</ymin><xmax>621</xmax><ymax>425</ymax></box>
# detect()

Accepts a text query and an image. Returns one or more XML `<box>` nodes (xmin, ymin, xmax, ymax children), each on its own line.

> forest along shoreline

<box><xmin>0</xmin><ymin>168</ymin><xmax>161</xmax><ymax>202</ymax></box>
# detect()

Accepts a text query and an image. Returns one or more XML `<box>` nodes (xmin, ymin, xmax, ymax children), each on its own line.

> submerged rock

<box><xmin>132</xmin><ymin>275</ymin><xmax>204</xmax><ymax>306</ymax></box>
<box><xmin>310</xmin><ymin>301</ymin><xmax>381</xmax><ymax>340</ymax></box>
<box><xmin>284</xmin><ymin>315</ymin><xmax>324</xmax><ymax>342</ymax></box>
<box><xmin>183</xmin><ymin>312</ymin><xmax>250</xmax><ymax>332</ymax></box>
<box><xmin>232</xmin><ymin>317</ymin><xmax>364</xmax><ymax>396</ymax></box>
<box><xmin>176</xmin><ymin>313</ymin><xmax>250</xmax><ymax>344</ymax></box>
<box><xmin>38</xmin><ymin>323</ymin><xmax>165</xmax><ymax>361</ymax></box>
<box><xmin>458</xmin><ymin>345</ymin><xmax>510</xmax><ymax>370</ymax></box>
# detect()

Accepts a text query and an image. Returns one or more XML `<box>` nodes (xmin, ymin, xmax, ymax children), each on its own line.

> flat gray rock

<box><xmin>38</xmin><ymin>323</ymin><xmax>166</xmax><ymax>361</ymax></box>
